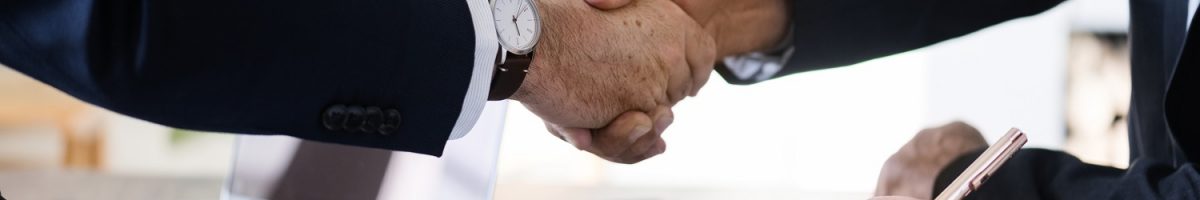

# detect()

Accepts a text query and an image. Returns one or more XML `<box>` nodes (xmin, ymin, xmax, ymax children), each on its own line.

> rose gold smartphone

<box><xmin>933</xmin><ymin>128</ymin><xmax>1028</xmax><ymax>200</ymax></box>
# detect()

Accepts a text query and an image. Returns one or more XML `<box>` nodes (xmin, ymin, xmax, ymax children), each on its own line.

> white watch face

<box><xmin>492</xmin><ymin>0</ymin><xmax>541</xmax><ymax>54</ymax></box>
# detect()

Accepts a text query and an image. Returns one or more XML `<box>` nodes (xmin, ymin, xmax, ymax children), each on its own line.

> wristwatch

<box><xmin>488</xmin><ymin>0</ymin><xmax>542</xmax><ymax>101</ymax></box>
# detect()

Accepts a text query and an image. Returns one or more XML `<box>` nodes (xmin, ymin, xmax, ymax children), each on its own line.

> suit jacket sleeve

<box><xmin>765</xmin><ymin>0</ymin><xmax>1064</xmax><ymax>79</ymax></box>
<box><xmin>0</xmin><ymin>0</ymin><xmax>478</xmax><ymax>156</ymax></box>
<box><xmin>934</xmin><ymin>148</ymin><xmax>1200</xmax><ymax>199</ymax></box>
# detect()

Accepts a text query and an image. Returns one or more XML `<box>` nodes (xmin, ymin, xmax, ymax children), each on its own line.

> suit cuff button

<box><xmin>378</xmin><ymin>109</ymin><xmax>402</xmax><ymax>135</ymax></box>
<box><xmin>322</xmin><ymin>104</ymin><xmax>348</xmax><ymax>131</ymax></box>
<box><xmin>362</xmin><ymin>107</ymin><xmax>384</xmax><ymax>133</ymax></box>
<box><xmin>343</xmin><ymin>105</ymin><xmax>366</xmax><ymax>133</ymax></box>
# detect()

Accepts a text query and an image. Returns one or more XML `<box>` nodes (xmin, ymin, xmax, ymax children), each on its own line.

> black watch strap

<box><xmin>488</xmin><ymin>52</ymin><xmax>531</xmax><ymax>101</ymax></box>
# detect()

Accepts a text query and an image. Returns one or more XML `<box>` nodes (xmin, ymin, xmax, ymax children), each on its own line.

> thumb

<box><xmin>585</xmin><ymin>0</ymin><xmax>634</xmax><ymax>10</ymax></box>
<box><xmin>684</xmin><ymin>23</ymin><xmax>716</xmax><ymax>96</ymax></box>
<box><xmin>557</xmin><ymin>127</ymin><xmax>594</xmax><ymax>150</ymax></box>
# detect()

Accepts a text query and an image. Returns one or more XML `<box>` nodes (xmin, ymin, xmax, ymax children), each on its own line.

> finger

<box><xmin>650</xmin><ymin>106</ymin><xmax>674</xmax><ymax>134</ymax></box>
<box><xmin>545</xmin><ymin>122</ymin><xmax>563</xmax><ymax>140</ymax></box>
<box><xmin>545</xmin><ymin>122</ymin><xmax>595</xmax><ymax>150</ymax></box>
<box><xmin>625</xmin><ymin>138</ymin><xmax>667</xmax><ymax>164</ymax></box>
<box><xmin>590</xmin><ymin>110</ymin><xmax>654</xmax><ymax>157</ymax></box>
<box><xmin>585</xmin><ymin>0</ymin><xmax>633</xmax><ymax>10</ymax></box>
<box><xmin>684</xmin><ymin>22</ymin><xmax>717</xmax><ymax>96</ymax></box>
<box><xmin>609</xmin><ymin>106</ymin><xmax>673</xmax><ymax>163</ymax></box>
<box><xmin>873</xmin><ymin>163</ymin><xmax>903</xmax><ymax>196</ymax></box>
<box><xmin>651</xmin><ymin>138</ymin><xmax>667</xmax><ymax>155</ymax></box>
<box><xmin>610</xmin><ymin>129</ymin><xmax>662</xmax><ymax>164</ymax></box>
<box><xmin>664</xmin><ymin>46</ymin><xmax>693</xmax><ymax>105</ymax></box>
<box><xmin>560</xmin><ymin>127</ymin><xmax>594</xmax><ymax>150</ymax></box>
<box><xmin>940</xmin><ymin>121</ymin><xmax>986</xmax><ymax>148</ymax></box>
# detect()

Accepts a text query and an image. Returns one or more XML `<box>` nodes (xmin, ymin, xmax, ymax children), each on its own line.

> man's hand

<box><xmin>874</xmin><ymin>121</ymin><xmax>987</xmax><ymax>200</ymax></box>
<box><xmin>549</xmin><ymin>107</ymin><xmax>670</xmax><ymax>164</ymax></box>
<box><xmin>512</xmin><ymin>0</ymin><xmax>715</xmax><ymax>129</ymax></box>
<box><xmin>585</xmin><ymin>0</ymin><xmax>790</xmax><ymax>58</ymax></box>
<box><xmin>544</xmin><ymin>0</ymin><xmax>786</xmax><ymax>164</ymax></box>
<box><xmin>511</xmin><ymin>0</ymin><xmax>710</xmax><ymax>164</ymax></box>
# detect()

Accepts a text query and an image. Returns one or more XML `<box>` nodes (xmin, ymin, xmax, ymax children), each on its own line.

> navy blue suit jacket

<box><xmin>1</xmin><ymin>0</ymin><xmax>478</xmax><ymax>156</ymax></box>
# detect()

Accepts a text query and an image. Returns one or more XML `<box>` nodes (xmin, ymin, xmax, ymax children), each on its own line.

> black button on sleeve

<box><xmin>378</xmin><ymin>109</ymin><xmax>402</xmax><ymax>135</ymax></box>
<box><xmin>322</xmin><ymin>105</ymin><xmax>348</xmax><ymax>131</ymax></box>
<box><xmin>343</xmin><ymin>106</ymin><xmax>366</xmax><ymax>133</ymax></box>
<box><xmin>362</xmin><ymin>107</ymin><xmax>384</xmax><ymax>133</ymax></box>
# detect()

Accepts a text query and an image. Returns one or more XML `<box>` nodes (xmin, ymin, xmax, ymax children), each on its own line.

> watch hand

<box><xmin>513</xmin><ymin>16</ymin><xmax>521</xmax><ymax>37</ymax></box>
<box><xmin>518</xmin><ymin>4</ymin><xmax>528</xmax><ymax>16</ymax></box>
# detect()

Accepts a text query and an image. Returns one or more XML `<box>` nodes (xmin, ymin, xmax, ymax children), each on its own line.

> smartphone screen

<box><xmin>934</xmin><ymin>128</ymin><xmax>1028</xmax><ymax>200</ymax></box>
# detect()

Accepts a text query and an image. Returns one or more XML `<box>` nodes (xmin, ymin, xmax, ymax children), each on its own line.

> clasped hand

<box><xmin>512</xmin><ymin>0</ymin><xmax>787</xmax><ymax>164</ymax></box>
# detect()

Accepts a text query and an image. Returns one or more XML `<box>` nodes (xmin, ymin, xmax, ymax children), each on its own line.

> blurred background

<box><xmin>493</xmin><ymin>0</ymin><xmax>1132</xmax><ymax>198</ymax></box>
<box><xmin>0</xmin><ymin>0</ymin><xmax>1132</xmax><ymax>199</ymax></box>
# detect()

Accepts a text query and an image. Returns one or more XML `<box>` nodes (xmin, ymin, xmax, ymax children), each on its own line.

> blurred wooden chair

<box><xmin>0</xmin><ymin>66</ymin><xmax>105</xmax><ymax>170</ymax></box>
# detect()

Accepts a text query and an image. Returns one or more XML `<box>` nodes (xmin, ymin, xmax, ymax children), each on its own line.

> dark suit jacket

<box><xmin>746</xmin><ymin>0</ymin><xmax>1197</xmax><ymax>198</ymax></box>
<box><xmin>1</xmin><ymin>0</ymin><xmax>478</xmax><ymax>156</ymax></box>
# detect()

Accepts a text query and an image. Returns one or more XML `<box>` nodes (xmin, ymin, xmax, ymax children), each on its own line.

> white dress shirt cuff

<box><xmin>448</xmin><ymin>0</ymin><xmax>499</xmax><ymax>140</ymax></box>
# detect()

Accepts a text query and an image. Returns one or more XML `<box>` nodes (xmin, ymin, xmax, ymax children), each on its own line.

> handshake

<box><xmin>508</xmin><ymin>0</ymin><xmax>789</xmax><ymax>163</ymax></box>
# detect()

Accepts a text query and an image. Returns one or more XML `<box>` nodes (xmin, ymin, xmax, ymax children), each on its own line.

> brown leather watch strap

<box><xmin>488</xmin><ymin>52</ymin><xmax>531</xmax><ymax>101</ymax></box>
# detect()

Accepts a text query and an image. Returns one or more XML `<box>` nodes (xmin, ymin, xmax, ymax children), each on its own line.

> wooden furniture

<box><xmin>0</xmin><ymin>66</ymin><xmax>105</xmax><ymax>169</ymax></box>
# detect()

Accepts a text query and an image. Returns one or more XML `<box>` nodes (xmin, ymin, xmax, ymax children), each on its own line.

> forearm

<box><xmin>934</xmin><ymin>148</ymin><xmax>1200</xmax><ymax>199</ymax></box>
<box><xmin>777</xmin><ymin>0</ymin><xmax>1064</xmax><ymax>75</ymax></box>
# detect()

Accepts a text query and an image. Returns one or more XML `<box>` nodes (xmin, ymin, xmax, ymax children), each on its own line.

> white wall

<box><xmin>923</xmin><ymin>5</ymin><xmax>1070</xmax><ymax>149</ymax></box>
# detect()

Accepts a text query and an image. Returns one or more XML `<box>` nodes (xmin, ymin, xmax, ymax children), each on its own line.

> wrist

<box><xmin>707</xmin><ymin>0</ymin><xmax>790</xmax><ymax>58</ymax></box>
<box><xmin>500</xmin><ymin>0</ymin><xmax>562</xmax><ymax>102</ymax></box>
<box><xmin>510</xmin><ymin>0</ymin><xmax>553</xmax><ymax>102</ymax></box>
<box><xmin>508</xmin><ymin>57</ymin><xmax>540</xmax><ymax>102</ymax></box>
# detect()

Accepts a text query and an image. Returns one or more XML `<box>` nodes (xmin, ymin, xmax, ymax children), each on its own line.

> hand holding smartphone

<box><xmin>933</xmin><ymin>128</ymin><xmax>1028</xmax><ymax>200</ymax></box>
